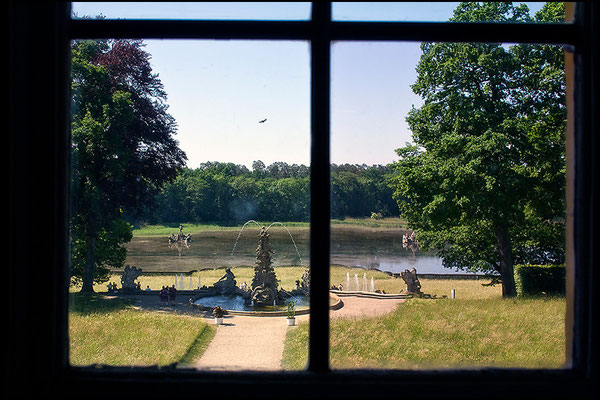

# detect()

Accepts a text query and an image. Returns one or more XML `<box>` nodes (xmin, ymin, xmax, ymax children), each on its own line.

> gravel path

<box><xmin>121</xmin><ymin>292</ymin><xmax>405</xmax><ymax>371</ymax></box>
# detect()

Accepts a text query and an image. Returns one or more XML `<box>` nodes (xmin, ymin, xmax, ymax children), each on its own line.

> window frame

<box><xmin>7</xmin><ymin>2</ymin><xmax>598</xmax><ymax>398</ymax></box>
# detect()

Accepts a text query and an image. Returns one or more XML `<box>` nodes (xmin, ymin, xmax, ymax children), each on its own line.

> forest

<box><xmin>136</xmin><ymin>161</ymin><xmax>400</xmax><ymax>224</ymax></box>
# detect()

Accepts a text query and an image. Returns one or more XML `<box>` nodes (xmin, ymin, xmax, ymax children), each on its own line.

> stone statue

<box><xmin>214</xmin><ymin>267</ymin><xmax>238</xmax><ymax>295</ymax></box>
<box><xmin>298</xmin><ymin>269</ymin><xmax>310</xmax><ymax>295</ymax></box>
<box><xmin>120</xmin><ymin>265</ymin><xmax>142</xmax><ymax>293</ymax></box>
<box><xmin>400</xmin><ymin>267</ymin><xmax>422</xmax><ymax>294</ymax></box>
<box><xmin>250</xmin><ymin>227</ymin><xmax>279</xmax><ymax>305</ymax></box>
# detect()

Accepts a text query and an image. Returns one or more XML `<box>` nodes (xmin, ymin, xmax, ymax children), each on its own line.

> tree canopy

<box><xmin>138</xmin><ymin>161</ymin><xmax>399</xmax><ymax>224</ymax></box>
<box><xmin>70</xmin><ymin>39</ymin><xmax>186</xmax><ymax>291</ymax></box>
<box><xmin>390</xmin><ymin>2</ymin><xmax>566</xmax><ymax>297</ymax></box>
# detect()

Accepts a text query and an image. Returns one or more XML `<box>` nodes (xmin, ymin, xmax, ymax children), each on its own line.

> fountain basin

<box><xmin>191</xmin><ymin>292</ymin><xmax>344</xmax><ymax>316</ymax></box>
<box><xmin>194</xmin><ymin>294</ymin><xmax>309</xmax><ymax>312</ymax></box>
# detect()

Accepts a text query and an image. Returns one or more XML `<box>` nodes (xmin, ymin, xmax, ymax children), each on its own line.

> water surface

<box><xmin>125</xmin><ymin>226</ymin><xmax>459</xmax><ymax>274</ymax></box>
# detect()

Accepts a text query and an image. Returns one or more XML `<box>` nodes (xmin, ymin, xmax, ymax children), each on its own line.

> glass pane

<box><xmin>333</xmin><ymin>2</ymin><xmax>565</xmax><ymax>23</ymax></box>
<box><xmin>324</xmin><ymin>37</ymin><xmax>567</xmax><ymax>370</ymax></box>
<box><xmin>69</xmin><ymin>39</ymin><xmax>310</xmax><ymax>371</ymax></box>
<box><xmin>72</xmin><ymin>2</ymin><xmax>311</xmax><ymax>20</ymax></box>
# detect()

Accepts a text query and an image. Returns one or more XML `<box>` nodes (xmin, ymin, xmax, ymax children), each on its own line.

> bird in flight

<box><xmin>258</xmin><ymin>118</ymin><xmax>267</xmax><ymax>123</ymax></box>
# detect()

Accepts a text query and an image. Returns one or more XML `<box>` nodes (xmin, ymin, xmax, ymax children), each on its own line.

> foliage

<box><xmin>390</xmin><ymin>2</ymin><xmax>566</xmax><ymax>296</ymax></box>
<box><xmin>139</xmin><ymin>161</ymin><xmax>399</xmax><ymax>224</ymax></box>
<box><xmin>70</xmin><ymin>218</ymin><xmax>132</xmax><ymax>287</ymax></box>
<box><xmin>212</xmin><ymin>306</ymin><xmax>226</xmax><ymax>318</ymax></box>
<box><xmin>514</xmin><ymin>264</ymin><xmax>566</xmax><ymax>296</ymax></box>
<box><xmin>286</xmin><ymin>300</ymin><xmax>296</xmax><ymax>319</ymax></box>
<box><xmin>70</xmin><ymin>39</ymin><xmax>186</xmax><ymax>291</ymax></box>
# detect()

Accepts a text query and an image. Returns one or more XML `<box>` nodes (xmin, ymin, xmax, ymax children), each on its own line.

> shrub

<box><xmin>514</xmin><ymin>264</ymin><xmax>566</xmax><ymax>296</ymax></box>
<box><xmin>212</xmin><ymin>306</ymin><xmax>226</xmax><ymax>318</ymax></box>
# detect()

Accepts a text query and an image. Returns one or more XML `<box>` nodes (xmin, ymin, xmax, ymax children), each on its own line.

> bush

<box><xmin>514</xmin><ymin>264</ymin><xmax>566</xmax><ymax>296</ymax></box>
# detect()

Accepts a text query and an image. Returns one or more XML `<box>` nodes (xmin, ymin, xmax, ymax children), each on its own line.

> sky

<box><xmin>72</xmin><ymin>2</ymin><xmax>545</xmax><ymax>169</ymax></box>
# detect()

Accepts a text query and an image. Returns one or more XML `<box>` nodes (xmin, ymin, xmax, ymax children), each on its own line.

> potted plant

<box><xmin>212</xmin><ymin>306</ymin><xmax>226</xmax><ymax>324</ymax></box>
<box><xmin>286</xmin><ymin>300</ymin><xmax>296</xmax><ymax>326</ymax></box>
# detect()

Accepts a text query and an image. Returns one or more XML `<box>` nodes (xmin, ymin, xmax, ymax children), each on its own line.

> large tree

<box><xmin>390</xmin><ymin>2</ymin><xmax>566</xmax><ymax>297</ymax></box>
<box><xmin>71</xmin><ymin>40</ymin><xmax>187</xmax><ymax>292</ymax></box>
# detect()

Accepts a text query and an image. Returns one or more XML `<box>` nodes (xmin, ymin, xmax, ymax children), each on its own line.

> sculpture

<box><xmin>400</xmin><ymin>267</ymin><xmax>422</xmax><ymax>294</ymax></box>
<box><xmin>250</xmin><ymin>227</ymin><xmax>279</xmax><ymax>306</ymax></box>
<box><xmin>120</xmin><ymin>265</ymin><xmax>142</xmax><ymax>293</ymax></box>
<box><xmin>168</xmin><ymin>224</ymin><xmax>192</xmax><ymax>245</ymax></box>
<box><xmin>213</xmin><ymin>267</ymin><xmax>238</xmax><ymax>295</ymax></box>
<box><xmin>298</xmin><ymin>268</ymin><xmax>310</xmax><ymax>295</ymax></box>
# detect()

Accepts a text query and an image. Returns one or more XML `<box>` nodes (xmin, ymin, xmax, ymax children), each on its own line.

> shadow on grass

<box><xmin>177</xmin><ymin>324</ymin><xmax>217</xmax><ymax>367</ymax></box>
<box><xmin>69</xmin><ymin>292</ymin><xmax>135</xmax><ymax>315</ymax></box>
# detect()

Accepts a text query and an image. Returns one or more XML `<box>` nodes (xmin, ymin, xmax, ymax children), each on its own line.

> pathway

<box><xmin>122</xmin><ymin>292</ymin><xmax>405</xmax><ymax>371</ymax></box>
<box><xmin>194</xmin><ymin>295</ymin><xmax>405</xmax><ymax>371</ymax></box>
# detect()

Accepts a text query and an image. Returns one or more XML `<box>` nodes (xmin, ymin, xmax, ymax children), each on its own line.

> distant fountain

<box><xmin>168</xmin><ymin>225</ymin><xmax>192</xmax><ymax>259</ymax></box>
<box><xmin>370</xmin><ymin>277</ymin><xmax>375</xmax><ymax>292</ymax></box>
<box><xmin>230</xmin><ymin>220</ymin><xmax>262</xmax><ymax>257</ymax></box>
<box><xmin>250</xmin><ymin>226</ymin><xmax>280</xmax><ymax>306</ymax></box>
<box><xmin>363</xmin><ymin>272</ymin><xmax>367</xmax><ymax>291</ymax></box>
<box><xmin>266</xmin><ymin>222</ymin><xmax>303</xmax><ymax>265</ymax></box>
<box><xmin>194</xmin><ymin>220</ymin><xmax>309</xmax><ymax>311</ymax></box>
<box><xmin>354</xmin><ymin>274</ymin><xmax>359</xmax><ymax>291</ymax></box>
<box><xmin>346</xmin><ymin>272</ymin><xmax>350</xmax><ymax>291</ymax></box>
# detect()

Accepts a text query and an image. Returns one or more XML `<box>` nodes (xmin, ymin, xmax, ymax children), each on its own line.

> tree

<box><xmin>71</xmin><ymin>40</ymin><xmax>187</xmax><ymax>292</ymax></box>
<box><xmin>390</xmin><ymin>2</ymin><xmax>566</xmax><ymax>297</ymax></box>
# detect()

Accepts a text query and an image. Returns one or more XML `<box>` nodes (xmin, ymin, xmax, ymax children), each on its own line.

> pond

<box><xmin>124</xmin><ymin>225</ymin><xmax>460</xmax><ymax>275</ymax></box>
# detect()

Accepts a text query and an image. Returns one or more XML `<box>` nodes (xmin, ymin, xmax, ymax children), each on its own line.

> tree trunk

<box><xmin>81</xmin><ymin>214</ymin><xmax>97</xmax><ymax>293</ymax></box>
<box><xmin>494</xmin><ymin>222</ymin><xmax>516</xmax><ymax>297</ymax></box>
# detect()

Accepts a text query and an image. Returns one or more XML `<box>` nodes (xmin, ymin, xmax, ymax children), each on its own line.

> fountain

<box><xmin>193</xmin><ymin>221</ymin><xmax>310</xmax><ymax>312</ymax></box>
<box><xmin>370</xmin><ymin>277</ymin><xmax>375</xmax><ymax>292</ymax></box>
<box><xmin>346</xmin><ymin>272</ymin><xmax>350</xmax><ymax>291</ymax></box>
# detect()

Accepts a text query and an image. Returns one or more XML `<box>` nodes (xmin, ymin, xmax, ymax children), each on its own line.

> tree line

<box><xmin>136</xmin><ymin>161</ymin><xmax>400</xmax><ymax>224</ymax></box>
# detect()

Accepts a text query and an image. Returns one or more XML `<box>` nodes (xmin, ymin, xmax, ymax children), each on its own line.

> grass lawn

<box><xmin>283</xmin><ymin>277</ymin><xmax>566</xmax><ymax>370</ymax></box>
<box><xmin>69</xmin><ymin>293</ymin><xmax>215</xmax><ymax>367</ymax></box>
<box><xmin>131</xmin><ymin>218</ymin><xmax>407</xmax><ymax>237</ymax></box>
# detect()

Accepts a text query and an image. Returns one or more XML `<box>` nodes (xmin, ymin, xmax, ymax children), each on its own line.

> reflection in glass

<box><xmin>332</xmin><ymin>2</ymin><xmax>551</xmax><ymax>23</ymax></box>
<box><xmin>72</xmin><ymin>2</ymin><xmax>311</xmax><ymax>20</ymax></box>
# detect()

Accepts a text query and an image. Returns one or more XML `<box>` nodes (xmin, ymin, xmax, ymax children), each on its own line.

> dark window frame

<box><xmin>7</xmin><ymin>2</ymin><xmax>598</xmax><ymax>398</ymax></box>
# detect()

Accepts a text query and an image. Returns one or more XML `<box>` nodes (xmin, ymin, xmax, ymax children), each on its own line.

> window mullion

<box><xmin>308</xmin><ymin>1</ymin><xmax>331</xmax><ymax>374</ymax></box>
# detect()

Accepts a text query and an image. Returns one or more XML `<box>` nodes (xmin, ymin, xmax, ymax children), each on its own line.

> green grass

<box><xmin>132</xmin><ymin>218</ymin><xmax>407</xmax><ymax>237</ymax></box>
<box><xmin>132</xmin><ymin>222</ymin><xmax>310</xmax><ymax>237</ymax></box>
<box><xmin>69</xmin><ymin>293</ymin><xmax>215</xmax><ymax>367</ymax></box>
<box><xmin>283</xmin><ymin>278</ymin><xmax>565</xmax><ymax>370</ymax></box>
<box><xmin>330</xmin><ymin>217</ymin><xmax>408</xmax><ymax>229</ymax></box>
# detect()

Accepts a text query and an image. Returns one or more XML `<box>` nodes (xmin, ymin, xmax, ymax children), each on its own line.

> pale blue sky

<box><xmin>72</xmin><ymin>2</ymin><xmax>545</xmax><ymax>168</ymax></box>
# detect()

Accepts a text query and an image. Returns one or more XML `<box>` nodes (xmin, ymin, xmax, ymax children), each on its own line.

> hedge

<box><xmin>514</xmin><ymin>264</ymin><xmax>566</xmax><ymax>296</ymax></box>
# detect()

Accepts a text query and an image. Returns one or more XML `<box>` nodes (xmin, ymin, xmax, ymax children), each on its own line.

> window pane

<box><xmin>333</xmin><ymin>2</ymin><xmax>564</xmax><ymax>23</ymax></box>
<box><xmin>69</xmin><ymin>39</ymin><xmax>310</xmax><ymax>371</ymax></box>
<box><xmin>323</xmin><ymin>38</ymin><xmax>567</xmax><ymax>370</ymax></box>
<box><xmin>72</xmin><ymin>2</ymin><xmax>311</xmax><ymax>20</ymax></box>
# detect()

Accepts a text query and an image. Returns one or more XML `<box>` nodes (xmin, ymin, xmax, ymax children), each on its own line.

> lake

<box><xmin>124</xmin><ymin>225</ymin><xmax>463</xmax><ymax>275</ymax></box>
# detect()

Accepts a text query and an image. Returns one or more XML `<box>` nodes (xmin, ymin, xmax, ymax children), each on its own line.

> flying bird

<box><xmin>258</xmin><ymin>118</ymin><xmax>267</xmax><ymax>123</ymax></box>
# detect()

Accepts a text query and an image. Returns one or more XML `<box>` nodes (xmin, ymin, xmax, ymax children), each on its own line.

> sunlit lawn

<box><xmin>131</xmin><ymin>218</ymin><xmax>407</xmax><ymax>237</ymax></box>
<box><xmin>69</xmin><ymin>293</ymin><xmax>215</xmax><ymax>367</ymax></box>
<box><xmin>283</xmin><ymin>275</ymin><xmax>565</xmax><ymax>370</ymax></box>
